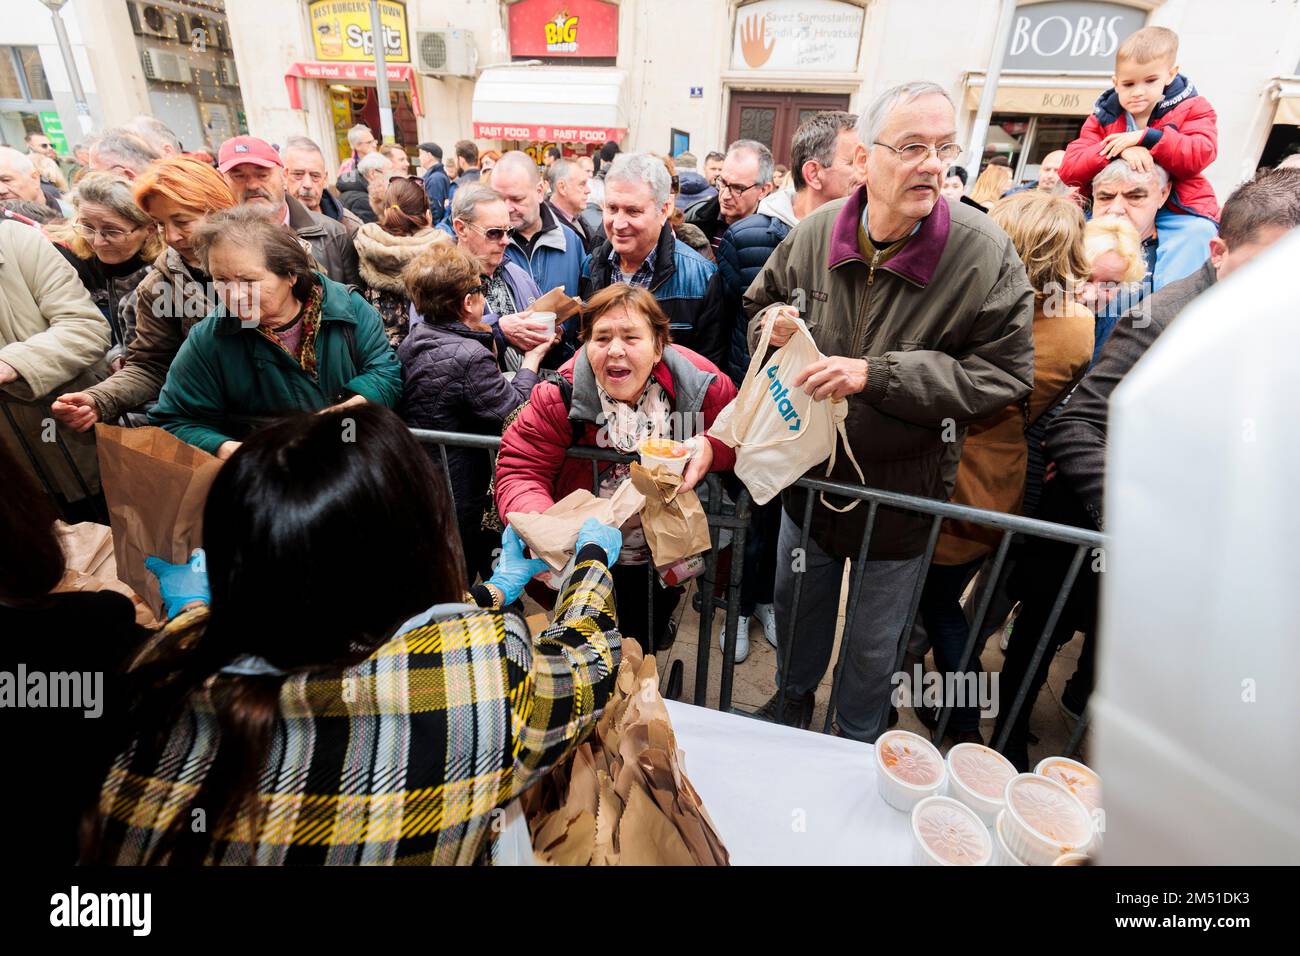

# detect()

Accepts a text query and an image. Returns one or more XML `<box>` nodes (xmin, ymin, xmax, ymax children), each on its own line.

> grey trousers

<box><xmin>775</xmin><ymin>511</ymin><xmax>928</xmax><ymax>742</ymax></box>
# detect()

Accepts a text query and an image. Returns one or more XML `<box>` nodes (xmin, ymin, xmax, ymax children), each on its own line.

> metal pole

<box><xmin>964</xmin><ymin>0</ymin><xmax>1018</xmax><ymax>182</ymax></box>
<box><xmin>42</xmin><ymin>0</ymin><xmax>94</xmax><ymax>136</ymax></box>
<box><xmin>369</xmin><ymin>0</ymin><xmax>395</xmax><ymax>143</ymax></box>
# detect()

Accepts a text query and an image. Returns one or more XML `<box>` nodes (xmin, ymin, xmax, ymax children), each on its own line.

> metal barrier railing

<box><xmin>411</xmin><ymin>428</ymin><xmax>1104</xmax><ymax>759</ymax></box>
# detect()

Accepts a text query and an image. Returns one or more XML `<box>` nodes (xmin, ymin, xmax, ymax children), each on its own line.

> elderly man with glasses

<box><xmin>449</xmin><ymin>183</ymin><xmax>566</xmax><ymax>372</ymax></box>
<box><xmin>744</xmin><ymin>81</ymin><xmax>1036</xmax><ymax>739</ymax></box>
<box><xmin>684</xmin><ymin>139</ymin><xmax>775</xmax><ymax>257</ymax></box>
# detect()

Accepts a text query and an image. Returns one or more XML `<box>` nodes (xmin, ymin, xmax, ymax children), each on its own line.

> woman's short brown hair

<box><xmin>192</xmin><ymin>205</ymin><xmax>316</xmax><ymax>302</ymax></box>
<box><xmin>403</xmin><ymin>241</ymin><xmax>482</xmax><ymax>323</ymax></box>
<box><xmin>580</xmin><ymin>283</ymin><xmax>672</xmax><ymax>348</ymax></box>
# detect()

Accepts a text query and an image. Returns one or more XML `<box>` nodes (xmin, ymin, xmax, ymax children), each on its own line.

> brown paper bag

<box><xmin>506</xmin><ymin>481</ymin><xmax>644</xmax><ymax>573</ymax></box>
<box><xmin>628</xmin><ymin>463</ymin><xmax>712</xmax><ymax>568</ymax></box>
<box><xmin>95</xmin><ymin>424</ymin><xmax>223</xmax><ymax>621</ymax></box>
<box><xmin>530</xmin><ymin>285</ymin><xmax>583</xmax><ymax>322</ymax></box>
<box><xmin>53</xmin><ymin>521</ymin><xmax>160</xmax><ymax>629</ymax></box>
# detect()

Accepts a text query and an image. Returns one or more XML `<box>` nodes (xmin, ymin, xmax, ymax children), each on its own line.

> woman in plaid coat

<box><xmin>83</xmin><ymin>405</ymin><xmax>623</xmax><ymax>865</ymax></box>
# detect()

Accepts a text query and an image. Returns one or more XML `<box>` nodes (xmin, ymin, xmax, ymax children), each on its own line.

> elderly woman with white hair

<box><xmin>47</xmin><ymin>171</ymin><xmax>164</xmax><ymax>364</ymax></box>
<box><xmin>578</xmin><ymin>152</ymin><xmax>723</xmax><ymax>368</ymax></box>
<box><xmin>1080</xmin><ymin>214</ymin><xmax>1147</xmax><ymax>362</ymax></box>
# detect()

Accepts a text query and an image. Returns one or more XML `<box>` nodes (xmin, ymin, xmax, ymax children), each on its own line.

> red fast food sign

<box><xmin>508</xmin><ymin>0</ymin><xmax>619</xmax><ymax>58</ymax></box>
<box><xmin>473</xmin><ymin>122</ymin><xmax>624</xmax><ymax>144</ymax></box>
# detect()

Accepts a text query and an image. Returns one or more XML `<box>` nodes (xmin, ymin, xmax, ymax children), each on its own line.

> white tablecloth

<box><xmin>665</xmin><ymin>700</ymin><xmax>915</xmax><ymax>865</ymax></box>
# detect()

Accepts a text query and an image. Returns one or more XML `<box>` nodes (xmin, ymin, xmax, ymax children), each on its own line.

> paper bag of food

<box><xmin>506</xmin><ymin>481</ymin><xmax>644</xmax><ymax>574</ymax></box>
<box><xmin>521</xmin><ymin>638</ymin><xmax>730</xmax><ymax>866</ymax></box>
<box><xmin>628</xmin><ymin>462</ymin><xmax>712</xmax><ymax>569</ymax></box>
<box><xmin>53</xmin><ymin>521</ymin><xmax>160</xmax><ymax>628</ymax></box>
<box><xmin>95</xmin><ymin>424</ymin><xmax>223</xmax><ymax>621</ymax></box>
<box><xmin>530</xmin><ymin>285</ymin><xmax>583</xmax><ymax>322</ymax></box>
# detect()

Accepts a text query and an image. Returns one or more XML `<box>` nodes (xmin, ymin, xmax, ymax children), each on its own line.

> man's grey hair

<box><xmin>0</xmin><ymin>146</ymin><xmax>36</xmax><ymax>176</ymax></box>
<box><xmin>494</xmin><ymin>150</ymin><xmax>541</xmax><ymax>185</ymax></box>
<box><xmin>451</xmin><ymin>182</ymin><xmax>505</xmax><ymax>222</ymax></box>
<box><xmin>860</xmin><ymin>81</ymin><xmax>955</xmax><ymax>147</ymax></box>
<box><xmin>791</xmin><ymin>111</ymin><xmax>858</xmax><ymax>190</ymax></box>
<box><xmin>1093</xmin><ymin>158</ymin><xmax>1170</xmax><ymax>192</ymax></box>
<box><xmin>347</xmin><ymin>124</ymin><xmax>373</xmax><ymax>149</ymax></box>
<box><xmin>88</xmin><ymin>127</ymin><xmax>161</xmax><ymax>174</ymax></box>
<box><xmin>282</xmin><ymin>135</ymin><xmax>324</xmax><ymax>158</ymax></box>
<box><xmin>357</xmin><ymin>150</ymin><xmax>392</xmax><ymax>178</ymax></box>
<box><xmin>675</xmin><ymin>151</ymin><xmax>698</xmax><ymax>170</ymax></box>
<box><xmin>546</xmin><ymin>157</ymin><xmax>580</xmax><ymax>190</ymax></box>
<box><xmin>726</xmin><ymin>139</ymin><xmax>775</xmax><ymax>185</ymax></box>
<box><xmin>604</xmin><ymin>153</ymin><xmax>671</xmax><ymax>207</ymax></box>
<box><xmin>129</xmin><ymin>114</ymin><xmax>182</xmax><ymax>153</ymax></box>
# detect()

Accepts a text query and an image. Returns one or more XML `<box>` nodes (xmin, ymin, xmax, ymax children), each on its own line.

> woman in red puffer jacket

<box><xmin>496</xmin><ymin>283</ymin><xmax>737</xmax><ymax>650</ymax></box>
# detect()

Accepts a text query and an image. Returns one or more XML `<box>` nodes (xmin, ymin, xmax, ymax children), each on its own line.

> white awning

<box><xmin>471</xmin><ymin>65</ymin><xmax>629</xmax><ymax>144</ymax></box>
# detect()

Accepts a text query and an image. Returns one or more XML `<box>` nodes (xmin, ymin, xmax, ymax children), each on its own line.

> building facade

<box><xmin>213</xmin><ymin>0</ymin><xmax>1300</xmax><ymax>195</ymax></box>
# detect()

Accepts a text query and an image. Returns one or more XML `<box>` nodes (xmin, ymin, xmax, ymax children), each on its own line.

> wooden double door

<box><xmin>725</xmin><ymin>91</ymin><xmax>852</xmax><ymax>167</ymax></box>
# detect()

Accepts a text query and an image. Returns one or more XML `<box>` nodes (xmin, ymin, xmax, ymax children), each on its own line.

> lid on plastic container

<box><xmin>877</xmin><ymin>730</ymin><xmax>944</xmax><ymax>788</ymax></box>
<box><xmin>1036</xmin><ymin>757</ymin><xmax>1102</xmax><ymax>814</ymax></box>
<box><xmin>949</xmin><ymin>743</ymin><xmax>1017</xmax><ymax>799</ymax></box>
<box><xmin>1006</xmin><ymin>774</ymin><xmax>1092</xmax><ymax>847</ymax></box>
<box><xmin>913</xmin><ymin>796</ymin><xmax>991</xmax><ymax>865</ymax></box>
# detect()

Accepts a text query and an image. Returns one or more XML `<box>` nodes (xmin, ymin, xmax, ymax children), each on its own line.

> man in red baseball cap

<box><xmin>217</xmin><ymin>134</ymin><xmax>360</xmax><ymax>287</ymax></box>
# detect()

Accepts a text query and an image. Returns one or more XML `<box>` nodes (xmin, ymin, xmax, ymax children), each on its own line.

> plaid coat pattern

<box><xmin>95</xmin><ymin>555</ymin><xmax>620</xmax><ymax>865</ymax></box>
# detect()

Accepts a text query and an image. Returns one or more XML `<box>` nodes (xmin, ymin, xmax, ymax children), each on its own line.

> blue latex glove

<box><xmin>576</xmin><ymin>518</ymin><xmax>622</xmax><ymax>566</ymax></box>
<box><xmin>486</xmin><ymin>526</ymin><xmax>549</xmax><ymax>605</ymax></box>
<box><xmin>145</xmin><ymin>549</ymin><xmax>210</xmax><ymax>619</ymax></box>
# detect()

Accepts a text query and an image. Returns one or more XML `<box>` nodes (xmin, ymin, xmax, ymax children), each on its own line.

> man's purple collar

<box><xmin>828</xmin><ymin>184</ymin><xmax>951</xmax><ymax>287</ymax></box>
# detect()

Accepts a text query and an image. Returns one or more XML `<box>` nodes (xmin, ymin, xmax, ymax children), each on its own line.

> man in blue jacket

<box><xmin>418</xmin><ymin>141</ymin><xmax>451</xmax><ymax>226</ymax></box>
<box><xmin>579</xmin><ymin>153</ymin><xmax>720</xmax><ymax>366</ymax></box>
<box><xmin>494</xmin><ymin>151</ymin><xmax>585</xmax><ymax>300</ymax></box>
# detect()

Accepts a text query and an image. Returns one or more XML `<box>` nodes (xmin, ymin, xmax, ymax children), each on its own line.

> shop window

<box><xmin>1</xmin><ymin>46</ymin><xmax>51</xmax><ymax>102</ymax></box>
<box><xmin>16</xmin><ymin>47</ymin><xmax>51</xmax><ymax>101</ymax></box>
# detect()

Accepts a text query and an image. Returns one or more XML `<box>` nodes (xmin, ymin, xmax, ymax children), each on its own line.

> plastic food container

<box><xmin>911</xmin><ymin>796</ymin><xmax>992</xmax><ymax>866</ymax></box>
<box><xmin>1002</xmin><ymin>773</ymin><xmax>1093</xmax><ymax>865</ymax></box>
<box><xmin>638</xmin><ymin>437</ymin><xmax>693</xmax><ymax>476</ymax></box>
<box><xmin>992</xmin><ymin>810</ymin><xmax>1028</xmax><ymax>866</ymax></box>
<box><xmin>946</xmin><ymin>743</ymin><xmax>1017</xmax><ymax>826</ymax></box>
<box><xmin>1036</xmin><ymin>755</ymin><xmax>1104</xmax><ymax>850</ymax></box>
<box><xmin>532</xmin><ymin>311</ymin><xmax>557</xmax><ymax>338</ymax></box>
<box><xmin>1053</xmin><ymin>852</ymin><xmax>1092</xmax><ymax>865</ymax></box>
<box><xmin>874</xmin><ymin>729</ymin><xmax>946</xmax><ymax>812</ymax></box>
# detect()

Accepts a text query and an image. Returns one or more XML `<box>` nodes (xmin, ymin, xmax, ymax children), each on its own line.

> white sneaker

<box><xmin>754</xmin><ymin>603</ymin><xmax>779</xmax><ymax>649</ymax></box>
<box><xmin>719</xmin><ymin>615</ymin><xmax>751</xmax><ymax>664</ymax></box>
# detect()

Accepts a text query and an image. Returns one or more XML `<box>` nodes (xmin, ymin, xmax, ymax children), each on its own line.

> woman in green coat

<box><xmin>149</xmin><ymin>205</ymin><xmax>400</xmax><ymax>457</ymax></box>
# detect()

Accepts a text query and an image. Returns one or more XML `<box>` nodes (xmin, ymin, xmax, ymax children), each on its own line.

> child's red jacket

<box><xmin>1060</xmin><ymin>74</ymin><xmax>1219</xmax><ymax>221</ymax></box>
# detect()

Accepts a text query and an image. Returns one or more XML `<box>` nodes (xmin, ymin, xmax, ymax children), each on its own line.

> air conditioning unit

<box><xmin>415</xmin><ymin>29</ymin><xmax>478</xmax><ymax>77</ymax></box>
<box><xmin>217</xmin><ymin>57</ymin><xmax>239</xmax><ymax>87</ymax></box>
<box><xmin>130</xmin><ymin>2</ymin><xmax>179</xmax><ymax>42</ymax></box>
<box><xmin>141</xmin><ymin>47</ymin><xmax>190</xmax><ymax>84</ymax></box>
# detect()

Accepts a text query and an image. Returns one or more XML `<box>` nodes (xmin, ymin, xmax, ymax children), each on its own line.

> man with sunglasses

<box><xmin>744</xmin><ymin>81</ymin><xmax>1035</xmax><ymax>739</ymax></box>
<box><xmin>449</xmin><ymin>184</ymin><xmax>565</xmax><ymax>372</ymax></box>
<box><xmin>684</xmin><ymin>140</ymin><xmax>775</xmax><ymax>257</ymax></box>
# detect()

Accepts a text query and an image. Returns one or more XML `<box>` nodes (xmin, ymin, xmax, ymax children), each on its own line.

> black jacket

<box><xmin>1046</xmin><ymin>260</ymin><xmax>1217</xmax><ymax>529</ymax></box>
<box><xmin>577</xmin><ymin>202</ymin><xmax>606</xmax><ymax>253</ymax></box>
<box><xmin>580</xmin><ymin>220</ymin><xmax>726</xmax><ymax>370</ymax></box>
<box><xmin>286</xmin><ymin>195</ymin><xmax>362</xmax><ymax>288</ymax></box>
<box><xmin>423</xmin><ymin>163</ymin><xmax>452</xmax><ymax>224</ymax></box>
<box><xmin>335</xmin><ymin>169</ymin><xmax>377</xmax><ymax>224</ymax></box>
<box><xmin>683</xmin><ymin>195</ymin><xmax>724</xmax><ymax>243</ymax></box>
<box><xmin>714</xmin><ymin>212</ymin><xmax>790</xmax><ymax>384</ymax></box>
<box><xmin>397</xmin><ymin>320</ymin><xmax>540</xmax><ymax>522</ymax></box>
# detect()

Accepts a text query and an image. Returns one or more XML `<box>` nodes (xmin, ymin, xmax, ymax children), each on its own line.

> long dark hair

<box><xmin>81</xmin><ymin>406</ymin><xmax>464</xmax><ymax>864</ymax></box>
<box><xmin>0</xmin><ymin>437</ymin><xmax>65</xmax><ymax>606</ymax></box>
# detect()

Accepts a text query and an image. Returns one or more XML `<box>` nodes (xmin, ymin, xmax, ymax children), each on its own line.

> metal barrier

<box><xmin>410</xmin><ymin>428</ymin><xmax>1104</xmax><ymax>759</ymax></box>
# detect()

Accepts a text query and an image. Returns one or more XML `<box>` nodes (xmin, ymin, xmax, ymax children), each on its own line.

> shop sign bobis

<box><xmin>1004</xmin><ymin>1</ymin><xmax>1146</xmax><ymax>72</ymax></box>
<box><xmin>508</xmin><ymin>0</ymin><xmax>619</xmax><ymax>59</ymax></box>
<box><xmin>308</xmin><ymin>0</ymin><xmax>410</xmax><ymax>63</ymax></box>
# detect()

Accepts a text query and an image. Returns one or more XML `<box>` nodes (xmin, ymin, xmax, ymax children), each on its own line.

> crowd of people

<box><xmin>3</xmin><ymin>23</ymin><xmax>1300</xmax><ymax>865</ymax></box>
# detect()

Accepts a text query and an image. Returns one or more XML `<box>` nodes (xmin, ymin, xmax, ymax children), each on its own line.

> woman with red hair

<box><xmin>51</xmin><ymin>156</ymin><xmax>236</xmax><ymax>429</ymax></box>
